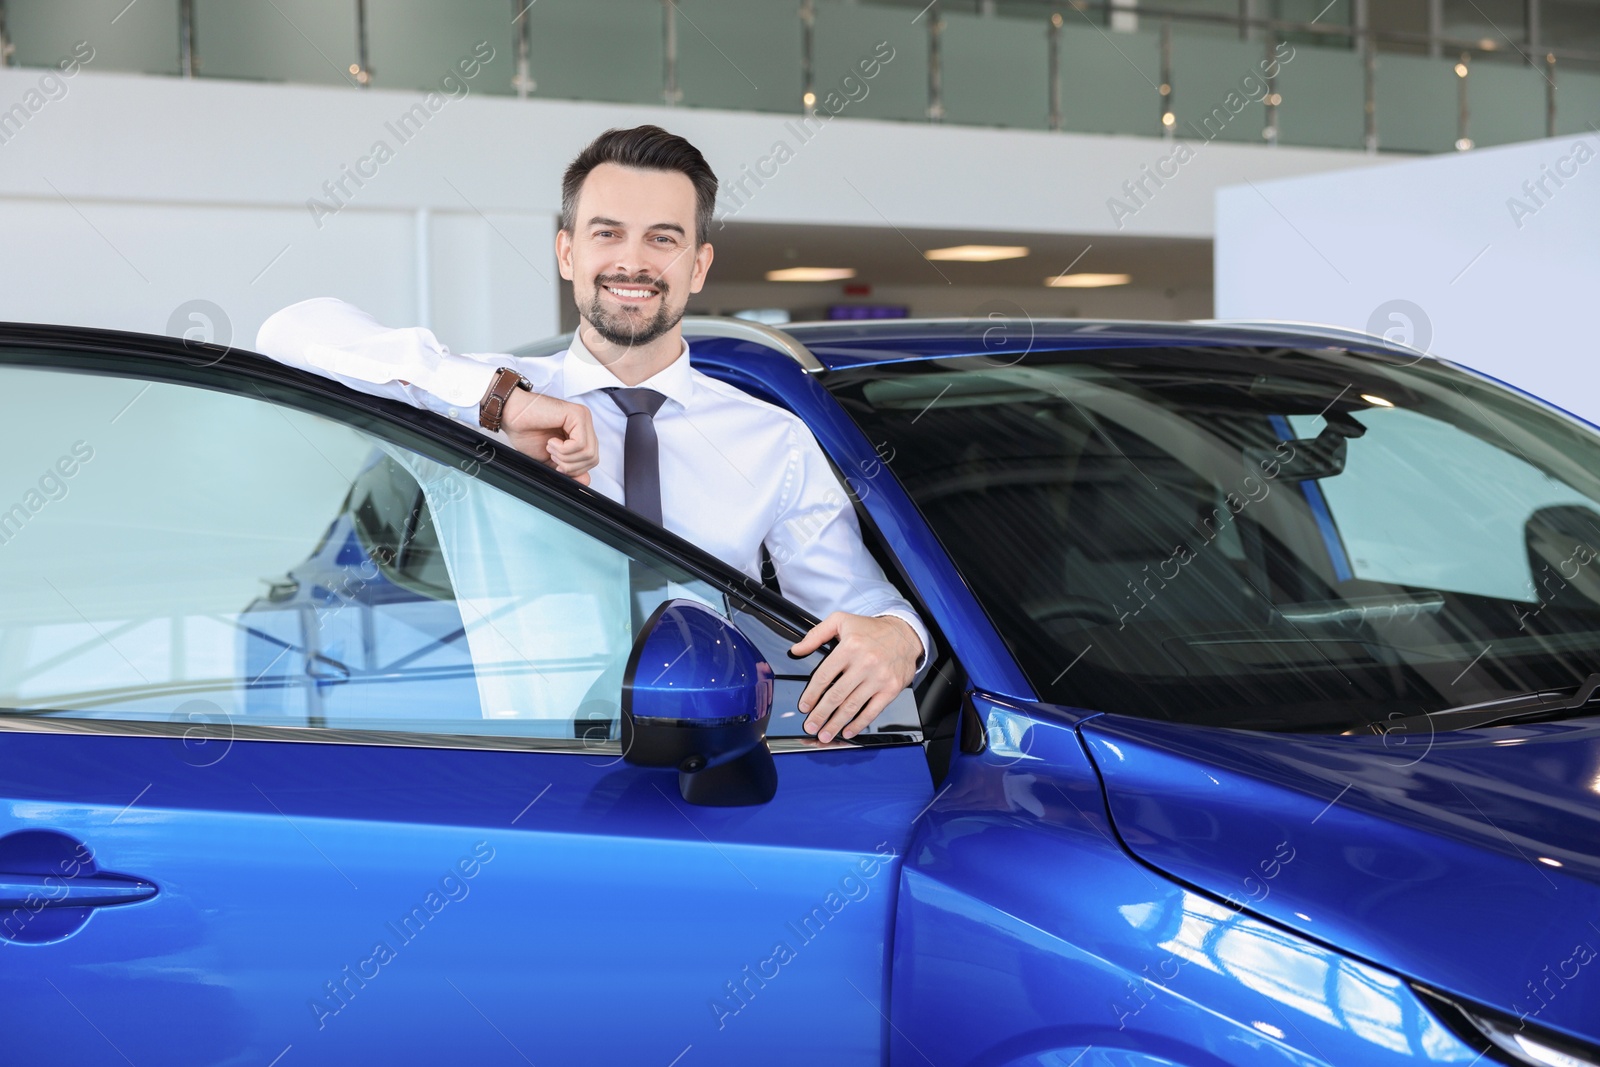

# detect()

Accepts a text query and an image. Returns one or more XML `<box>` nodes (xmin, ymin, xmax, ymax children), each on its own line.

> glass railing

<box><xmin>2</xmin><ymin>0</ymin><xmax>1597</xmax><ymax>153</ymax></box>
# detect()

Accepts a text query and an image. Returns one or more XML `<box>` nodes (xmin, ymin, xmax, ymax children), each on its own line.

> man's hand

<box><xmin>502</xmin><ymin>388</ymin><xmax>599</xmax><ymax>484</ymax></box>
<box><xmin>789</xmin><ymin>612</ymin><xmax>923</xmax><ymax>743</ymax></box>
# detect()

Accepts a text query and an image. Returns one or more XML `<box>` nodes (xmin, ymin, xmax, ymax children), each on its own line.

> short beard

<box><xmin>583</xmin><ymin>274</ymin><xmax>683</xmax><ymax>349</ymax></box>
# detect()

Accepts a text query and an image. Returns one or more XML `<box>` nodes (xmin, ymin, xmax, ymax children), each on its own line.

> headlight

<box><xmin>1417</xmin><ymin>985</ymin><xmax>1600</xmax><ymax>1067</ymax></box>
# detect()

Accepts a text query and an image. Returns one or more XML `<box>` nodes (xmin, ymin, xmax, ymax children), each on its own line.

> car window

<box><xmin>827</xmin><ymin>347</ymin><xmax>1600</xmax><ymax>733</ymax></box>
<box><xmin>1285</xmin><ymin>406</ymin><xmax>1593</xmax><ymax>602</ymax></box>
<box><xmin>0</xmin><ymin>363</ymin><xmax>841</xmax><ymax>747</ymax></box>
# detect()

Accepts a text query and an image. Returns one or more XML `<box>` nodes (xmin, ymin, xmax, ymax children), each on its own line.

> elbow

<box><xmin>254</xmin><ymin>297</ymin><xmax>350</xmax><ymax>362</ymax></box>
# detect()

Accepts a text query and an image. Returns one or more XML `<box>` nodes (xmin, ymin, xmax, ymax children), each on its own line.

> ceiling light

<box><xmin>925</xmin><ymin>244</ymin><xmax>1030</xmax><ymax>262</ymax></box>
<box><xmin>766</xmin><ymin>267</ymin><xmax>856</xmax><ymax>282</ymax></box>
<box><xmin>1359</xmin><ymin>393</ymin><xmax>1394</xmax><ymax>407</ymax></box>
<box><xmin>1046</xmin><ymin>273</ymin><xmax>1131</xmax><ymax>288</ymax></box>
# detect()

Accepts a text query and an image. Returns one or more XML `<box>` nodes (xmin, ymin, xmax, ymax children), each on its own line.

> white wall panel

<box><xmin>0</xmin><ymin>65</ymin><xmax>1374</xmax><ymax>352</ymax></box>
<box><xmin>1216</xmin><ymin>134</ymin><xmax>1600</xmax><ymax>422</ymax></box>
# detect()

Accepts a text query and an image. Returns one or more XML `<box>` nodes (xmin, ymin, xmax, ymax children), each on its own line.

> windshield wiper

<box><xmin>1382</xmin><ymin>675</ymin><xmax>1600</xmax><ymax>735</ymax></box>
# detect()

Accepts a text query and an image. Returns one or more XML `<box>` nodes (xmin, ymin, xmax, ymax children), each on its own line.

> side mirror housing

<box><xmin>620</xmin><ymin>599</ymin><xmax>777</xmax><ymax>806</ymax></box>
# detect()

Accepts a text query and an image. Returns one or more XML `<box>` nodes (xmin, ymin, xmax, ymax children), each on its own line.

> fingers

<box><xmin>545</xmin><ymin>413</ymin><xmax>599</xmax><ymax>480</ymax></box>
<box><xmin>505</xmin><ymin>393</ymin><xmax>600</xmax><ymax>478</ymax></box>
<box><xmin>798</xmin><ymin>646</ymin><xmax>847</xmax><ymax>725</ymax></box>
<box><xmin>799</xmin><ymin>614</ymin><xmax>917</xmax><ymax>743</ymax></box>
<box><xmin>799</xmin><ymin>616</ymin><xmax>862</xmax><ymax>735</ymax></box>
<box><xmin>812</xmin><ymin>677</ymin><xmax>895</xmax><ymax>744</ymax></box>
<box><xmin>809</xmin><ymin>674</ymin><xmax>867</xmax><ymax>743</ymax></box>
<box><xmin>835</xmin><ymin>687</ymin><xmax>894</xmax><ymax>741</ymax></box>
<box><xmin>852</xmin><ymin>691</ymin><xmax>895</xmax><ymax>737</ymax></box>
<box><xmin>546</xmin><ymin>437</ymin><xmax>579</xmax><ymax>467</ymax></box>
<box><xmin>559</xmin><ymin>402</ymin><xmax>599</xmax><ymax>474</ymax></box>
<box><xmin>563</xmin><ymin>401</ymin><xmax>592</xmax><ymax>446</ymax></box>
<box><xmin>790</xmin><ymin>613</ymin><xmax>842</xmax><ymax>657</ymax></box>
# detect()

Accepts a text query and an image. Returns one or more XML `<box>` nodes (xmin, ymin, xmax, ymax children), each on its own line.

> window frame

<box><xmin>0</xmin><ymin>326</ymin><xmax>895</xmax><ymax>756</ymax></box>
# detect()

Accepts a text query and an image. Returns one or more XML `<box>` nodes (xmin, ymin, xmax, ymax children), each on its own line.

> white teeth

<box><xmin>607</xmin><ymin>286</ymin><xmax>655</xmax><ymax>298</ymax></box>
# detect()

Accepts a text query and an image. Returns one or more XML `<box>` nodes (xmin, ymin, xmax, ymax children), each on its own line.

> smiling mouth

<box><xmin>603</xmin><ymin>284</ymin><xmax>659</xmax><ymax>301</ymax></box>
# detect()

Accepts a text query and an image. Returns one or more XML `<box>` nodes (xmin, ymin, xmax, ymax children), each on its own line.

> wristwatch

<box><xmin>479</xmin><ymin>366</ymin><xmax>533</xmax><ymax>433</ymax></box>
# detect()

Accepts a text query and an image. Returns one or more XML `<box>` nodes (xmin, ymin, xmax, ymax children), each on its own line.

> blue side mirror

<box><xmin>620</xmin><ymin>599</ymin><xmax>777</xmax><ymax>806</ymax></box>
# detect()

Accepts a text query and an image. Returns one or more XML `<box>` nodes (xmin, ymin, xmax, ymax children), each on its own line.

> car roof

<box><xmin>777</xmin><ymin>317</ymin><xmax>1417</xmax><ymax>371</ymax></box>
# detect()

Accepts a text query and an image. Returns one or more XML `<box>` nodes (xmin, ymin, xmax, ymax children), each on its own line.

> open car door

<box><xmin>0</xmin><ymin>337</ymin><xmax>934</xmax><ymax>1065</ymax></box>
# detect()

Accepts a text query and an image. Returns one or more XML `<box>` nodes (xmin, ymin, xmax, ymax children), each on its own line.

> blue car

<box><xmin>1</xmin><ymin>315</ymin><xmax>1598</xmax><ymax>1066</ymax></box>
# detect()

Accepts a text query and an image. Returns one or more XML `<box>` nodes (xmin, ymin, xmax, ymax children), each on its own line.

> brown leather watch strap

<box><xmin>479</xmin><ymin>366</ymin><xmax>532</xmax><ymax>433</ymax></box>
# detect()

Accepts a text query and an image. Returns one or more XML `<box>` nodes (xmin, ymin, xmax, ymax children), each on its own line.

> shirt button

<box><xmin>448</xmin><ymin>408</ymin><xmax>459</xmax><ymax>419</ymax></box>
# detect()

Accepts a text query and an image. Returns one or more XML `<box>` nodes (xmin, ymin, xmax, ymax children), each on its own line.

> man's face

<box><xmin>556</xmin><ymin>162</ymin><xmax>714</xmax><ymax>351</ymax></box>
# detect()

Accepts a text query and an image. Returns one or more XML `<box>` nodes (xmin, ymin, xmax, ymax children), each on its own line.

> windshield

<box><xmin>827</xmin><ymin>345</ymin><xmax>1600</xmax><ymax>733</ymax></box>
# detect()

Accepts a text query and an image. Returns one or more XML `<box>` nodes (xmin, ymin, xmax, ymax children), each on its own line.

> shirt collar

<box><xmin>560</xmin><ymin>332</ymin><xmax>694</xmax><ymax>411</ymax></box>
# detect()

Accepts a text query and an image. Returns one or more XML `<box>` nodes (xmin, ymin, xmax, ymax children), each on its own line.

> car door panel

<box><xmin>0</xmin><ymin>728</ymin><xmax>928</xmax><ymax>1064</ymax></box>
<box><xmin>0</xmin><ymin>344</ymin><xmax>933</xmax><ymax>1065</ymax></box>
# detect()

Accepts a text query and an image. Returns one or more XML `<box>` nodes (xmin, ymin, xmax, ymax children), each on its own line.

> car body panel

<box><xmin>0</xmin><ymin>729</ymin><xmax>929</xmax><ymax>1064</ymax></box>
<box><xmin>886</xmin><ymin>694</ymin><xmax>1481</xmax><ymax>1067</ymax></box>
<box><xmin>1079</xmin><ymin>713</ymin><xmax>1600</xmax><ymax>1046</ymax></box>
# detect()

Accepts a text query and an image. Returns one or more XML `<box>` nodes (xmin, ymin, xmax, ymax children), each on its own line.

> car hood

<box><xmin>1078</xmin><ymin>712</ymin><xmax>1600</xmax><ymax>1045</ymax></box>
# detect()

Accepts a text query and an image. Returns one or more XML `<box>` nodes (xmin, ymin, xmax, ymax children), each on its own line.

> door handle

<box><xmin>0</xmin><ymin>829</ymin><xmax>160</xmax><ymax>944</ymax></box>
<box><xmin>0</xmin><ymin>871</ymin><xmax>158</xmax><ymax>909</ymax></box>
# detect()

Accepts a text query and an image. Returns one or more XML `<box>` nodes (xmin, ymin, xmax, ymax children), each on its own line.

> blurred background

<box><xmin>0</xmin><ymin>0</ymin><xmax>1594</xmax><ymax>382</ymax></box>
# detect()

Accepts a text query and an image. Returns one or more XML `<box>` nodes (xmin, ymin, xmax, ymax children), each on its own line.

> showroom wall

<box><xmin>1214</xmin><ymin>132</ymin><xmax>1600</xmax><ymax>423</ymax></box>
<box><xmin>0</xmin><ymin>62</ymin><xmax>1377</xmax><ymax>351</ymax></box>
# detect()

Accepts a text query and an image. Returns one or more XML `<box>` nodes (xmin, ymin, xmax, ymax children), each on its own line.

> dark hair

<box><xmin>560</xmin><ymin>125</ymin><xmax>718</xmax><ymax>246</ymax></box>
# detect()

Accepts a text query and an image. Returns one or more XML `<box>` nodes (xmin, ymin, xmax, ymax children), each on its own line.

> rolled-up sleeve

<box><xmin>766</xmin><ymin>420</ymin><xmax>932</xmax><ymax>687</ymax></box>
<box><xmin>254</xmin><ymin>298</ymin><xmax>504</xmax><ymax>420</ymax></box>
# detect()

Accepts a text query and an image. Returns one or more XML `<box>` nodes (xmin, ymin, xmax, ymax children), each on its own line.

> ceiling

<box><xmin>701</xmin><ymin>221</ymin><xmax>1214</xmax><ymax>292</ymax></box>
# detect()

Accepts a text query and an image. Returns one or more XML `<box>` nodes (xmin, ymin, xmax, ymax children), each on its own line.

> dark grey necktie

<box><xmin>601</xmin><ymin>387</ymin><xmax>668</xmax><ymax>526</ymax></box>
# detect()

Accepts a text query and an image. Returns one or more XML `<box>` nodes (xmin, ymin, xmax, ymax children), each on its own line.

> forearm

<box><xmin>769</xmin><ymin>432</ymin><xmax>933</xmax><ymax>690</ymax></box>
<box><xmin>254</xmin><ymin>297</ymin><xmax>502</xmax><ymax>425</ymax></box>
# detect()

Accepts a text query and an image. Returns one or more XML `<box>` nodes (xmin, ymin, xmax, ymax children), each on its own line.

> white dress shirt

<box><xmin>255</xmin><ymin>298</ymin><xmax>930</xmax><ymax>682</ymax></box>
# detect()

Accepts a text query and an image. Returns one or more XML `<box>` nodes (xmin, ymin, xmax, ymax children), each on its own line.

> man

<box><xmin>256</xmin><ymin>125</ymin><xmax>929</xmax><ymax>744</ymax></box>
